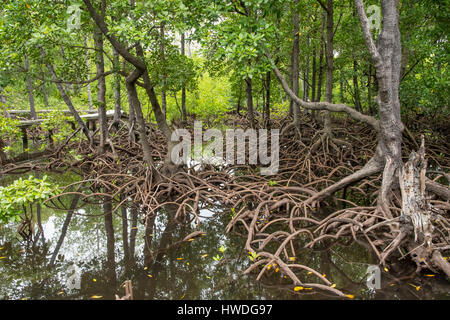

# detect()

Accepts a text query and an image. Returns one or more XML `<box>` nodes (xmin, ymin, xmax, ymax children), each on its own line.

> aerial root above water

<box><xmin>2</xmin><ymin>115</ymin><xmax>449</xmax><ymax>298</ymax></box>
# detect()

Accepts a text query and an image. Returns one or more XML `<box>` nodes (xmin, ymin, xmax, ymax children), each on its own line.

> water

<box><xmin>0</xmin><ymin>172</ymin><xmax>449</xmax><ymax>300</ymax></box>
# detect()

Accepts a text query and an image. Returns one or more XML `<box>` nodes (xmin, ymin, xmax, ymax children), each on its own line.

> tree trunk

<box><xmin>126</xmin><ymin>70</ymin><xmax>155</xmax><ymax>170</ymax></box>
<box><xmin>113</xmin><ymin>47</ymin><xmax>122</xmax><ymax>126</ymax></box>
<box><xmin>42</xmin><ymin>49</ymin><xmax>92</xmax><ymax>144</ymax></box>
<box><xmin>160</xmin><ymin>24</ymin><xmax>167</xmax><ymax>120</ymax></box>
<box><xmin>94</xmin><ymin>26</ymin><xmax>108</xmax><ymax>153</ymax></box>
<box><xmin>245</xmin><ymin>77</ymin><xmax>255</xmax><ymax>127</ymax></box>
<box><xmin>24</xmin><ymin>55</ymin><xmax>37</xmax><ymax>120</ymax></box>
<box><xmin>291</xmin><ymin>0</ymin><xmax>300</xmax><ymax>123</ymax></box>
<box><xmin>353</xmin><ymin>60</ymin><xmax>362</xmax><ymax>112</ymax></box>
<box><xmin>181</xmin><ymin>32</ymin><xmax>187</xmax><ymax>123</ymax></box>
<box><xmin>323</xmin><ymin>0</ymin><xmax>334</xmax><ymax>136</ymax></box>
<box><xmin>85</xmin><ymin>38</ymin><xmax>94</xmax><ymax>111</ymax></box>
<box><xmin>265</xmin><ymin>71</ymin><xmax>271</xmax><ymax>125</ymax></box>
<box><xmin>311</xmin><ymin>47</ymin><xmax>317</xmax><ymax>102</ymax></box>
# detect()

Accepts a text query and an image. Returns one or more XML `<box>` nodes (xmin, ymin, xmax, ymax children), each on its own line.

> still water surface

<box><xmin>0</xmin><ymin>172</ymin><xmax>448</xmax><ymax>300</ymax></box>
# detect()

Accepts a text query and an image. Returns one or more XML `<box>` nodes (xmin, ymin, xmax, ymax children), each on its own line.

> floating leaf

<box><xmin>408</xmin><ymin>283</ymin><xmax>420</xmax><ymax>291</ymax></box>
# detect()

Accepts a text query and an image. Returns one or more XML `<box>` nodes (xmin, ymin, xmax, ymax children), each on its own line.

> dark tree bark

<box><xmin>245</xmin><ymin>77</ymin><xmax>255</xmax><ymax>127</ymax></box>
<box><xmin>316</xmin><ymin>13</ymin><xmax>326</xmax><ymax>103</ymax></box>
<box><xmin>160</xmin><ymin>24</ymin><xmax>167</xmax><ymax>120</ymax></box>
<box><xmin>323</xmin><ymin>0</ymin><xmax>334</xmax><ymax>136</ymax></box>
<box><xmin>24</xmin><ymin>55</ymin><xmax>37</xmax><ymax>120</ymax></box>
<box><xmin>311</xmin><ymin>47</ymin><xmax>317</xmax><ymax>102</ymax></box>
<box><xmin>291</xmin><ymin>0</ymin><xmax>300</xmax><ymax>123</ymax></box>
<box><xmin>265</xmin><ymin>70</ymin><xmax>271</xmax><ymax>125</ymax></box>
<box><xmin>112</xmin><ymin>47</ymin><xmax>122</xmax><ymax>126</ymax></box>
<box><xmin>94</xmin><ymin>25</ymin><xmax>108</xmax><ymax>153</ymax></box>
<box><xmin>85</xmin><ymin>37</ymin><xmax>94</xmax><ymax>111</ymax></box>
<box><xmin>181</xmin><ymin>32</ymin><xmax>187</xmax><ymax>123</ymax></box>
<box><xmin>353</xmin><ymin>60</ymin><xmax>362</xmax><ymax>112</ymax></box>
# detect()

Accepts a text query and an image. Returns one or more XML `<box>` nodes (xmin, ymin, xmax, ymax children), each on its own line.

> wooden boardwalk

<box><xmin>9</xmin><ymin>110</ymin><xmax>127</xmax><ymax>153</ymax></box>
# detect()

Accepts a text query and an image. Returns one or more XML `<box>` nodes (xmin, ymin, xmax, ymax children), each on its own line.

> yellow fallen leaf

<box><xmin>201</xmin><ymin>254</ymin><xmax>208</xmax><ymax>258</ymax></box>
<box><xmin>294</xmin><ymin>286</ymin><xmax>304</xmax><ymax>291</ymax></box>
<box><xmin>275</xmin><ymin>268</ymin><xmax>280</xmax><ymax>273</ymax></box>
<box><xmin>267</xmin><ymin>264</ymin><xmax>272</xmax><ymax>270</ymax></box>
<box><xmin>144</xmin><ymin>267</ymin><xmax>148</xmax><ymax>270</ymax></box>
<box><xmin>330</xmin><ymin>284</ymin><xmax>336</xmax><ymax>288</ymax></box>
<box><xmin>180</xmin><ymin>294</ymin><xmax>185</xmax><ymax>300</ymax></box>
<box><xmin>408</xmin><ymin>283</ymin><xmax>420</xmax><ymax>291</ymax></box>
<box><xmin>21</xmin><ymin>297</ymin><xmax>27</xmax><ymax>300</ymax></box>
<box><xmin>177</xmin><ymin>257</ymin><xmax>183</xmax><ymax>260</ymax></box>
<box><xmin>0</xmin><ymin>247</ymin><xmax>3</xmax><ymax>250</ymax></box>
<box><xmin>147</xmin><ymin>275</ymin><xmax>153</xmax><ymax>278</ymax></box>
<box><xmin>187</xmin><ymin>239</ymin><xmax>195</xmax><ymax>242</ymax></box>
<box><xmin>443</xmin><ymin>257</ymin><xmax>449</xmax><ymax>260</ymax></box>
<box><xmin>424</xmin><ymin>274</ymin><xmax>435</xmax><ymax>277</ymax></box>
<box><xmin>93</xmin><ymin>279</ymin><xmax>97</xmax><ymax>282</ymax></box>
<box><xmin>0</xmin><ymin>257</ymin><xmax>6</xmax><ymax>259</ymax></box>
<box><xmin>57</xmin><ymin>291</ymin><xmax>64</xmax><ymax>295</ymax></box>
<box><xmin>304</xmin><ymin>288</ymin><xmax>312</xmax><ymax>290</ymax></box>
<box><xmin>26</xmin><ymin>4</ymin><xmax>31</xmax><ymax>9</ymax></box>
<box><xmin>322</xmin><ymin>274</ymin><xmax>326</xmax><ymax>278</ymax></box>
<box><xmin>289</xmin><ymin>257</ymin><xmax>296</xmax><ymax>261</ymax></box>
<box><xmin>186</xmin><ymin>262</ymin><xmax>190</xmax><ymax>266</ymax></box>
<box><xmin>346</xmin><ymin>294</ymin><xmax>355</xmax><ymax>299</ymax></box>
<box><xmin>307</xmin><ymin>271</ymin><xmax>312</xmax><ymax>275</ymax></box>
<box><xmin>384</xmin><ymin>267</ymin><xmax>389</xmax><ymax>272</ymax></box>
<box><xmin>91</xmin><ymin>295</ymin><xmax>103</xmax><ymax>299</ymax></box>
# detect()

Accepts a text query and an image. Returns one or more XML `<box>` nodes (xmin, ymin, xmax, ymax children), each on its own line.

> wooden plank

<box><xmin>18</xmin><ymin>110</ymin><xmax>127</xmax><ymax>127</ymax></box>
<box><xmin>8</xmin><ymin>109</ymin><xmax>94</xmax><ymax>115</ymax></box>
